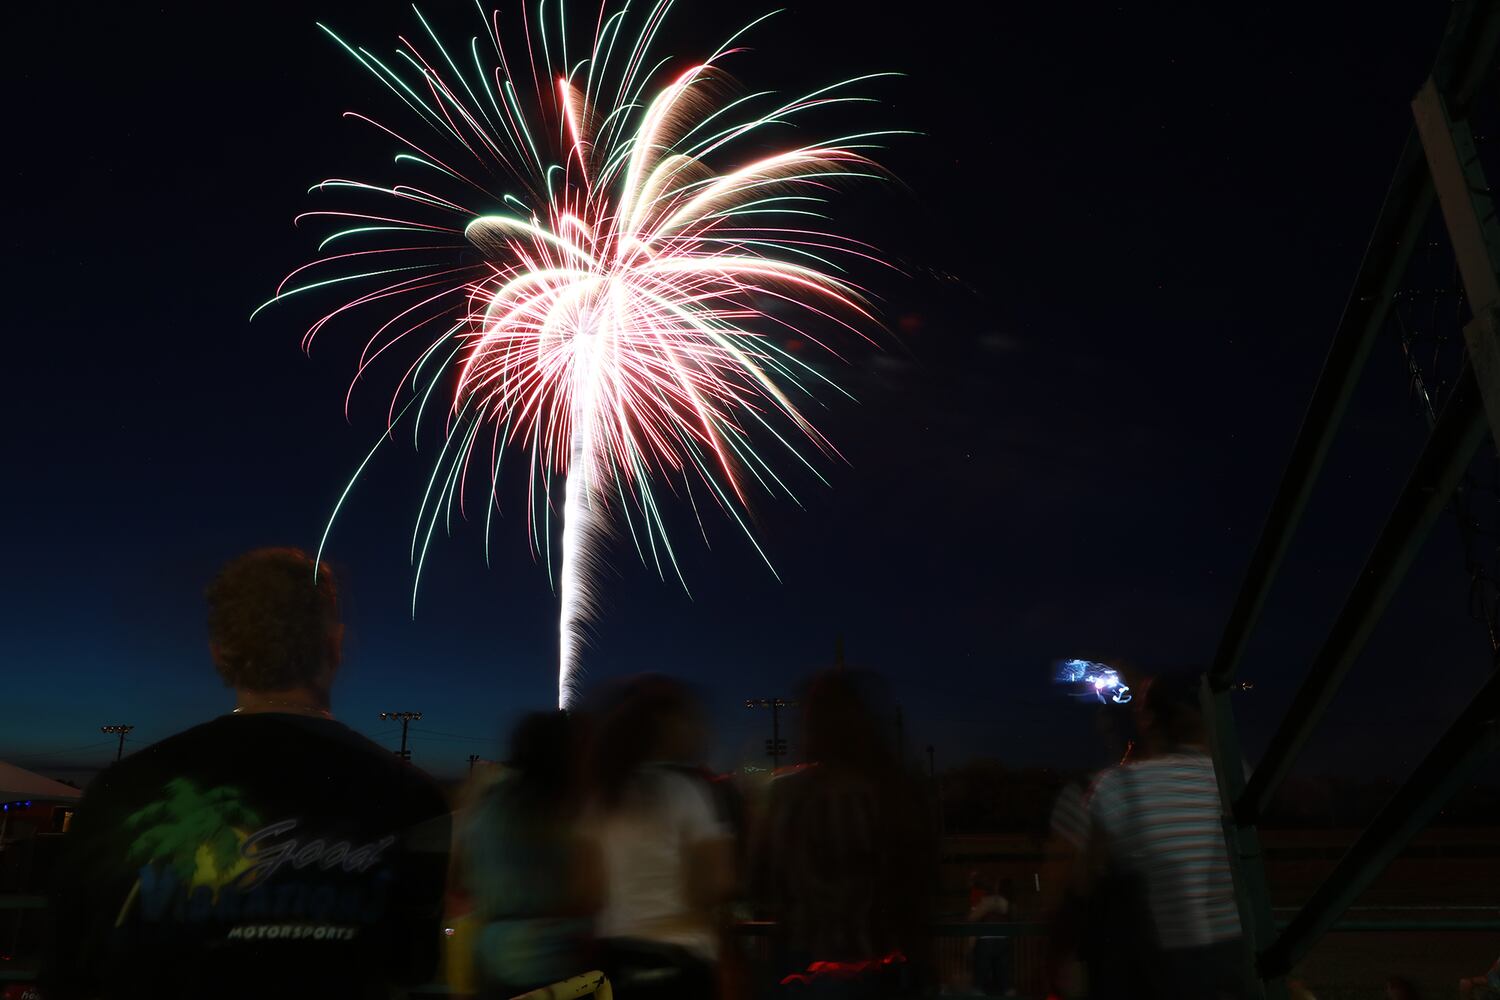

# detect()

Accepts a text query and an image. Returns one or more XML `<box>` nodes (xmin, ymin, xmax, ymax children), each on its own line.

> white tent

<box><xmin>0</xmin><ymin>760</ymin><xmax>83</xmax><ymax>804</ymax></box>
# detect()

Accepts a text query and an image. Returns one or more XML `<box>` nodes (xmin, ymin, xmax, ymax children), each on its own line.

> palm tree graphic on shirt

<box><xmin>114</xmin><ymin>777</ymin><xmax>262</xmax><ymax>926</ymax></box>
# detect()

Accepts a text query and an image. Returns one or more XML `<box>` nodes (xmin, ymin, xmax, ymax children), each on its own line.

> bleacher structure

<box><xmin>1202</xmin><ymin>1</ymin><xmax>1500</xmax><ymax>996</ymax></box>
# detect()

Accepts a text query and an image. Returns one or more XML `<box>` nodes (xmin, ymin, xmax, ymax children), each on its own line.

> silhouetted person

<box><xmin>459</xmin><ymin>711</ymin><xmax>600</xmax><ymax>997</ymax></box>
<box><xmin>969</xmin><ymin>876</ymin><xmax>1012</xmax><ymax>997</ymax></box>
<box><xmin>753</xmin><ymin>669</ymin><xmax>935</xmax><ymax>997</ymax></box>
<box><xmin>1043</xmin><ymin>695</ymin><xmax>1133</xmax><ymax>997</ymax></box>
<box><xmin>46</xmin><ymin>548</ymin><xmax>451</xmax><ymax>1000</ymax></box>
<box><xmin>1460</xmin><ymin>956</ymin><xmax>1500</xmax><ymax>1000</ymax></box>
<box><xmin>1082</xmin><ymin>671</ymin><xmax>1245</xmax><ymax>1000</ymax></box>
<box><xmin>587</xmin><ymin>676</ymin><xmax>735</xmax><ymax>999</ymax></box>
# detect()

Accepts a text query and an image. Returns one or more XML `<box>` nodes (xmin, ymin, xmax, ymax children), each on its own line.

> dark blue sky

<box><xmin>7</xmin><ymin>0</ymin><xmax>1489</xmax><ymax>786</ymax></box>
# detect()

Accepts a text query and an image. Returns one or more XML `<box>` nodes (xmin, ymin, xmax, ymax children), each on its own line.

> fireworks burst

<box><xmin>1055</xmin><ymin>660</ymin><xmax>1133</xmax><ymax>705</ymax></box>
<box><xmin>262</xmin><ymin>0</ymin><xmax>898</xmax><ymax>707</ymax></box>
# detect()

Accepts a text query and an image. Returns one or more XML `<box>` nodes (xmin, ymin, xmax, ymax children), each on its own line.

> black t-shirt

<box><xmin>44</xmin><ymin>713</ymin><xmax>451</xmax><ymax>1000</ymax></box>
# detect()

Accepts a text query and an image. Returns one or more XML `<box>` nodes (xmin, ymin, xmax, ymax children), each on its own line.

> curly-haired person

<box><xmin>46</xmin><ymin>548</ymin><xmax>451</xmax><ymax>1000</ymax></box>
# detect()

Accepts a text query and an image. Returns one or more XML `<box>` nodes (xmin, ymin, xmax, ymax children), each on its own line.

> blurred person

<box><xmin>967</xmin><ymin>872</ymin><xmax>985</xmax><ymax>912</ymax></box>
<box><xmin>700</xmin><ymin>767</ymin><xmax>752</xmax><ymax>1000</ymax></box>
<box><xmin>752</xmin><ymin>669</ymin><xmax>936</xmax><ymax>998</ymax></box>
<box><xmin>1046</xmin><ymin>727</ymin><xmax>1152</xmax><ymax>997</ymax></box>
<box><xmin>1460</xmin><ymin>956</ymin><xmax>1500</xmax><ymax>1000</ymax></box>
<box><xmin>45</xmin><ymin>548</ymin><xmax>451</xmax><ymax>1000</ymax></box>
<box><xmin>1040</xmin><ymin>774</ymin><xmax>1103</xmax><ymax>994</ymax></box>
<box><xmin>459</xmin><ymin>711</ymin><xmax>600</xmax><ymax>998</ymax></box>
<box><xmin>1043</xmin><ymin>655</ymin><xmax>1145</xmax><ymax>994</ymax></box>
<box><xmin>587</xmin><ymin>676</ymin><xmax>735</xmax><ymax>999</ymax></box>
<box><xmin>1080</xmin><ymin>671</ymin><xmax>1246</xmax><ymax>1000</ymax></box>
<box><xmin>968</xmin><ymin>877</ymin><xmax>1013</xmax><ymax>997</ymax></box>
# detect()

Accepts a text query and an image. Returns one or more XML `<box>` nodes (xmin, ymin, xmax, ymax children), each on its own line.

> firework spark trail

<box><xmin>559</xmin><ymin>332</ymin><xmax>600</xmax><ymax>707</ymax></box>
<box><xmin>263</xmin><ymin>0</ymin><xmax>898</xmax><ymax>707</ymax></box>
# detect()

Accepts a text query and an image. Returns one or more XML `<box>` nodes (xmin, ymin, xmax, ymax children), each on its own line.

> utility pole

<box><xmin>101</xmin><ymin>725</ymin><xmax>134</xmax><ymax>763</ymax></box>
<box><xmin>467</xmin><ymin>754</ymin><xmax>481</xmax><ymax>774</ymax></box>
<box><xmin>746</xmin><ymin>698</ymin><xmax>794</xmax><ymax>769</ymax></box>
<box><xmin>379</xmin><ymin>711</ymin><xmax>422</xmax><ymax>761</ymax></box>
<box><xmin>926</xmin><ymin>744</ymin><xmax>935</xmax><ymax>778</ymax></box>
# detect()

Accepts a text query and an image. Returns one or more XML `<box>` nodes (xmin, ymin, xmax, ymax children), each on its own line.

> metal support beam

<box><xmin>1208</xmin><ymin>0</ymin><xmax>1500</xmax><ymax>694</ymax></box>
<box><xmin>1206</xmin><ymin>7</ymin><xmax>1500</xmax><ymax>999</ymax></box>
<box><xmin>1260</xmin><ymin>665</ymin><xmax>1500</xmax><ymax>977</ymax></box>
<box><xmin>1207</xmin><ymin>136</ymin><xmax>1434</xmax><ymax>691</ymax></box>
<box><xmin>1465</xmin><ymin>307</ymin><xmax>1500</xmax><ymax>447</ymax></box>
<box><xmin>1237</xmin><ymin>367</ymin><xmax>1487</xmax><ymax>824</ymax></box>
<box><xmin>1413</xmin><ymin>78</ymin><xmax>1500</xmax><ymax>315</ymax></box>
<box><xmin>1414</xmin><ymin>73</ymin><xmax>1500</xmax><ymax>450</ymax></box>
<box><xmin>1201</xmin><ymin>680</ymin><xmax>1283</xmax><ymax>1000</ymax></box>
<box><xmin>1429</xmin><ymin>0</ymin><xmax>1500</xmax><ymax>118</ymax></box>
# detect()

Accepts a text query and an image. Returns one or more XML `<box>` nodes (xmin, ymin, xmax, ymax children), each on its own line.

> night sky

<box><xmin>7</xmin><ymin>1</ymin><xmax>1490</xmax><ymax>787</ymax></box>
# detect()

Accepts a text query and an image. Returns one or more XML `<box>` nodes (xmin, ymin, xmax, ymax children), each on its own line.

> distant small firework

<box><xmin>262</xmin><ymin>1</ymin><xmax>899</xmax><ymax>707</ymax></box>
<box><xmin>1055</xmin><ymin>659</ymin><xmax>1132</xmax><ymax>705</ymax></box>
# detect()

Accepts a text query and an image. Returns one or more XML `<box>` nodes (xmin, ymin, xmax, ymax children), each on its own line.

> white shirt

<box><xmin>592</xmin><ymin>766</ymin><xmax>731</xmax><ymax>960</ymax></box>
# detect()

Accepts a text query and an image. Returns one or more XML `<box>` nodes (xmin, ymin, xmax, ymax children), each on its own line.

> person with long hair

<box><xmin>460</xmin><ymin>711</ymin><xmax>600</xmax><ymax>997</ymax></box>
<box><xmin>587</xmin><ymin>676</ymin><xmax>735</xmax><ymax>999</ymax></box>
<box><xmin>752</xmin><ymin>669</ymin><xmax>936</xmax><ymax>997</ymax></box>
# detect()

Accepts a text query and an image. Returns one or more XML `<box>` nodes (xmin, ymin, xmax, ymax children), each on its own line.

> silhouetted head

<box><xmin>206</xmin><ymin>548</ymin><xmax>341</xmax><ymax>696</ymax></box>
<box><xmin>802</xmin><ymin>668</ymin><xmax>898</xmax><ymax>775</ymax></box>
<box><xmin>591</xmin><ymin>674</ymin><xmax>706</xmax><ymax>809</ymax></box>
<box><xmin>1141</xmin><ymin>670</ymin><xmax>1206</xmax><ymax>750</ymax></box>
<box><xmin>506</xmin><ymin>710</ymin><xmax>580</xmax><ymax>808</ymax></box>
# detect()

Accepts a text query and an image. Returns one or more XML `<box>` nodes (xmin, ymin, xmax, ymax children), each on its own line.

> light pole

<box><xmin>379</xmin><ymin>711</ymin><xmax>422</xmax><ymax>761</ymax></box>
<box><xmin>745</xmin><ymin>697</ymin><xmax>794</xmax><ymax>769</ymax></box>
<box><xmin>101</xmin><ymin>725</ymin><xmax>134</xmax><ymax>763</ymax></box>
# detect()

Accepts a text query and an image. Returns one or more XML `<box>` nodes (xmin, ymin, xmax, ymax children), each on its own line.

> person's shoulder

<box><xmin>769</xmin><ymin>762</ymin><xmax>880</xmax><ymax>810</ymax></box>
<box><xmin>468</xmin><ymin>770</ymin><xmax>522</xmax><ymax>820</ymax></box>
<box><xmin>1135</xmin><ymin>750</ymin><xmax>1215</xmax><ymax>780</ymax></box>
<box><xmin>130</xmin><ymin>715</ymin><xmax>238</xmax><ymax>757</ymax></box>
<box><xmin>649</xmin><ymin>764</ymin><xmax>728</xmax><ymax>827</ymax></box>
<box><xmin>1086</xmin><ymin>763</ymin><xmax>1139</xmax><ymax>812</ymax></box>
<box><xmin>769</xmin><ymin>762</ymin><xmax>819</xmax><ymax>788</ymax></box>
<box><xmin>1087</xmin><ymin>763</ymin><xmax>1124</xmax><ymax>795</ymax></box>
<box><xmin>770</xmin><ymin>761</ymin><xmax>861</xmax><ymax>793</ymax></box>
<box><xmin>82</xmin><ymin>717</ymin><xmax>233</xmax><ymax>795</ymax></box>
<box><xmin>652</xmin><ymin>763</ymin><xmax>716</xmax><ymax>801</ymax></box>
<box><xmin>299</xmin><ymin>715</ymin><xmax>411</xmax><ymax>762</ymax></box>
<box><xmin>154</xmin><ymin>713</ymin><xmax>377</xmax><ymax>765</ymax></box>
<box><xmin>307</xmin><ymin>720</ymin><xmax>449</xmax><ymax>809</ymax></box>
<box><xmin>231</xmin><ymin>714</ymin><xmax>391</xmax><ymax>763</ymax></box>
<box><xmin>232</xmin><ymin>715</ymin><xmax>449</xmax><ymax>812</ymax></box>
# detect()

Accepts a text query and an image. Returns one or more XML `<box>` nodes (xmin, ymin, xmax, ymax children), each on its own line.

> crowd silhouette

<box><xmin>38</xmin><ymin>548</ymin><xmax>1291</xmax><ymax>1000</ymax></box>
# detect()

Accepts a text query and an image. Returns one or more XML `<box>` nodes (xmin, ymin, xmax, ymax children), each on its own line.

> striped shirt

<box><xmin>1087</xmin><ymin>751</ymin><xmax>1241</xmax><ymax>949</ymax></box>
<box><xmin>1048</xmin><ymin>780</ymin><xmax>1090</xmax><ymax>849</ymax></box>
